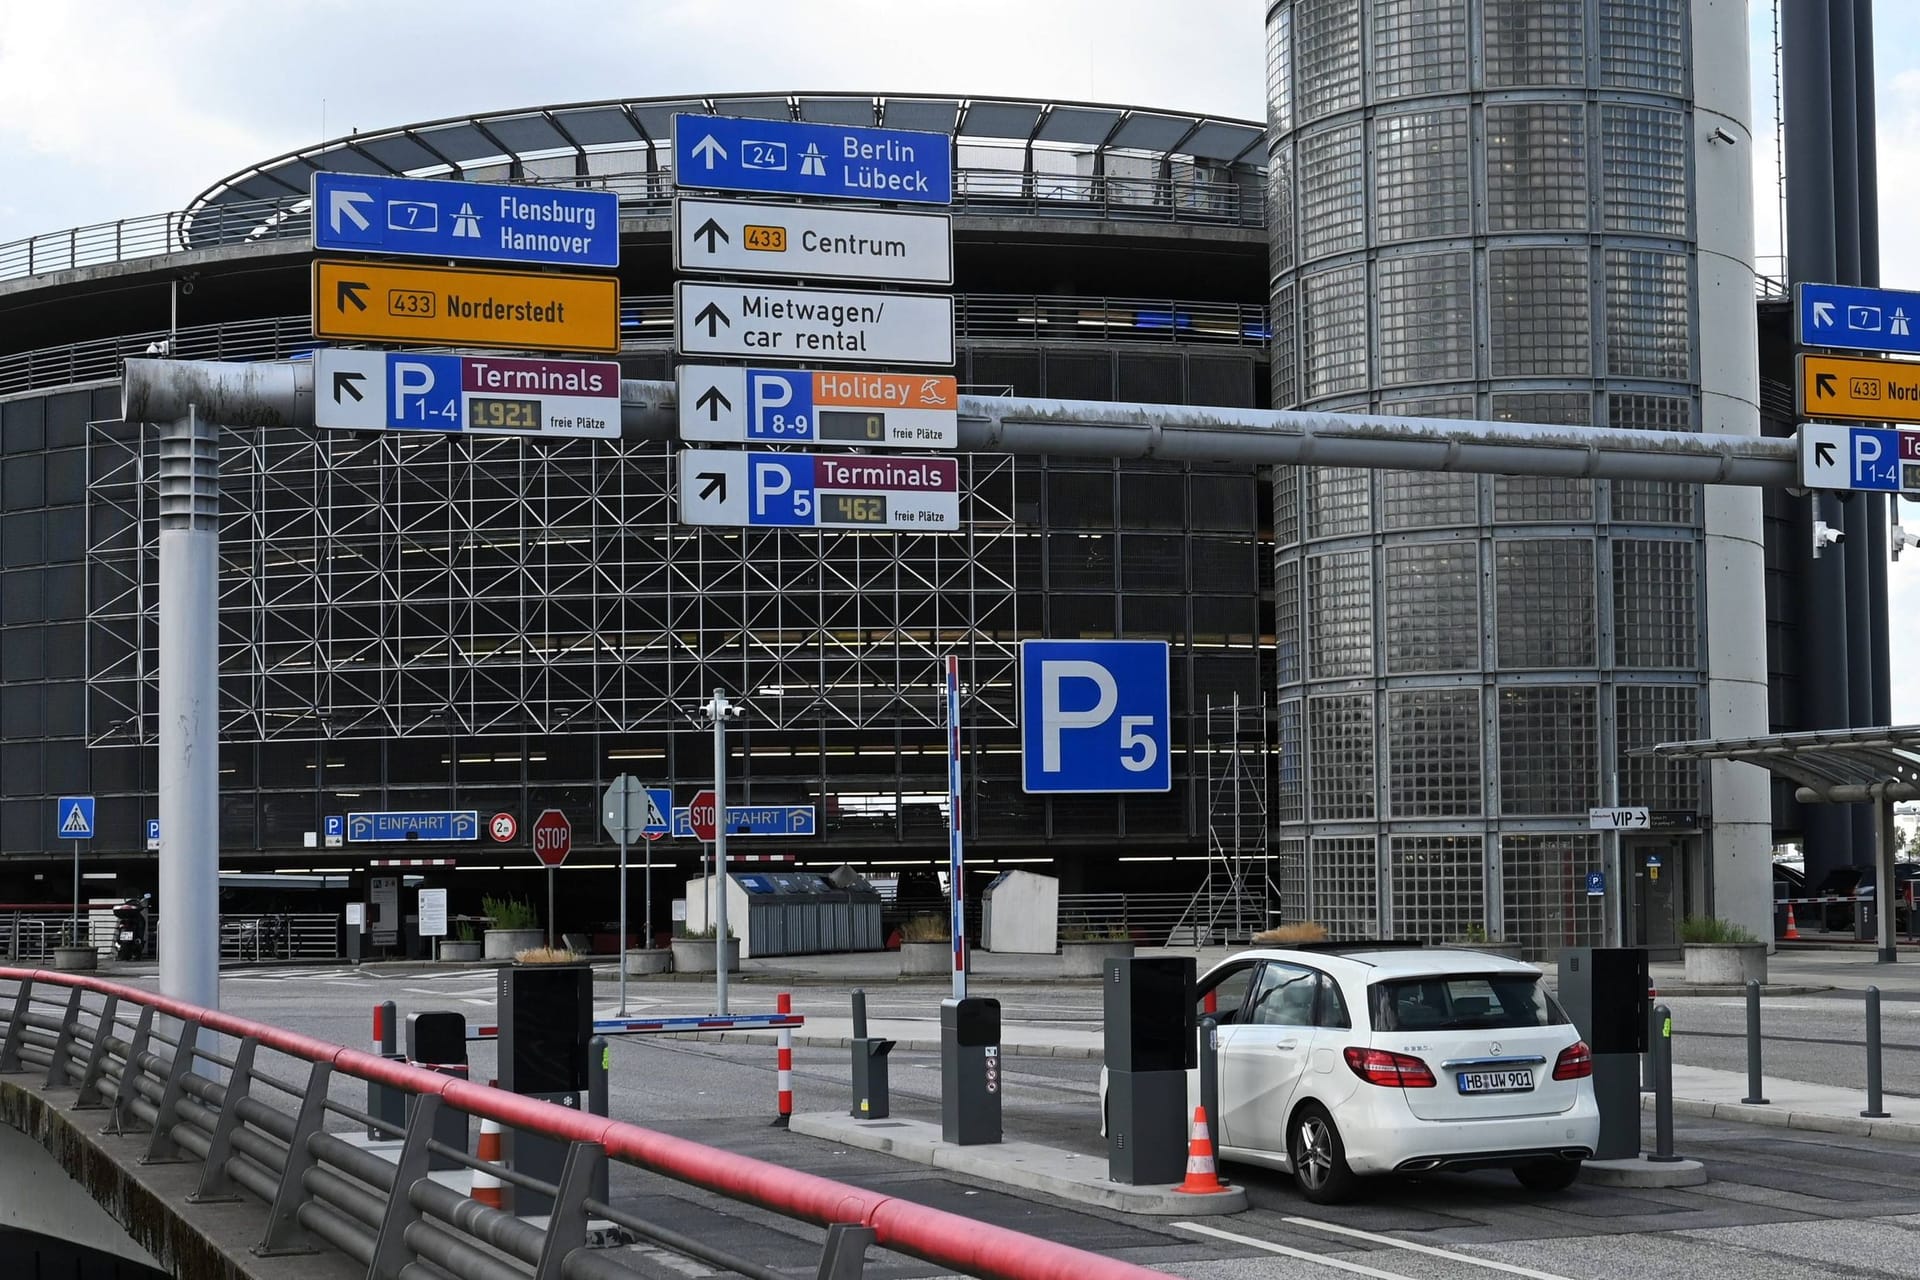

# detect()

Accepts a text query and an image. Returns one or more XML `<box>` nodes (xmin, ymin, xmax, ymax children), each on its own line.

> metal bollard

<box><xmin>1198</xmin><ymin>1016</ymin><xmax>1220</xmax><ymax>1160</ymax></box>
<box><xmin>1649</xmin><ymin>1004</ymin><xmax>1679</xmax><ymax>1162</ymax></box>
<box><xmin>368</xmin><ymin>1000</ymin><xmax>405</xmax><ymax>1138</ymax></box>
<box><xmin>773</xmin><ymin>991</ymin><xmax>793</xmax><ymax>1127</ymax></box>
<box><xmin>587</xmin><ymin>1035</ymin><xmax>609</xmax><ymax>1118</ymax></box>
<box><xmin>851</xmin><ymin>987</ymin><xmax>867</xmax><ymax>1040</ymax></box>
<box><xmin>1741</xmin><ymin>978</ymin><xmax>1769</xmax><ymax>1105</ymax></box>
<box><xmin>1863</xmin><ymin>986</ymin><xmax>1891</xmax><ymax>1120</ymax></box>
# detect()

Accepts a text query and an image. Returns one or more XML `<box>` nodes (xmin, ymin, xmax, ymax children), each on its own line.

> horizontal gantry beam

<box><xmin>123</xmin><ymin>359</ymin><xmax>1799</xmax><ymax>486</ymax></box>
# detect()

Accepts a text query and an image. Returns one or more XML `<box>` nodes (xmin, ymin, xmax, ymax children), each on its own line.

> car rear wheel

<box><xmin>1513</xmin><ymin>1159</ymin><xmax>1581</xmax><ymax>1191</ymax></box>
<box><xmin>1288</xmin><ymin>1103</ymin><xmax>1356</xmax><ymax>1204</ymax></box>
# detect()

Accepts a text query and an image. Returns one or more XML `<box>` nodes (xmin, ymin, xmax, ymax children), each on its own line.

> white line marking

<box><xmin>1282</xmin><ymin>1216</ymin><xmax>1577</xmax><ymax>1280</ymax></box>
<box><xmin>461</xmin><ymin>998</ymin><xmax>490</xmax><ymax>1007</ymax></box>
<box><xmin>1173</xmin><ymin>1222</ymin><xmax>1420</xmax><ymax>1280</ymax></box>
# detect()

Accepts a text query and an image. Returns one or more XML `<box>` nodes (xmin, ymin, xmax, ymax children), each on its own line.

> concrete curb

<box><xmin>1652</xmin><ymin>983</ymin><xmax>1830</xmax><ymax>998</ymax></box>
<box><xmin>789</xmin><ymin>1112</ymin><xmax>1246</xmax><ymax>1216</ymax></box>
<box><xmin>1580</xmin><ymin>1155</ymin><xmax>1707</xmax><ymax>1188</ymax></box>
<box><xmin>1641</xmin><ymin>1092</ymin><xmax>1920</xmax><ymax>1142</ymax></box>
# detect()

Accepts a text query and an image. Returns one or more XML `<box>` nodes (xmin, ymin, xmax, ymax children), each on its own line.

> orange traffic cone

<box><xmin>471</xmin><ymin>1116</ymin><xmax>505</xmax><ymax>1210</ymax></box>
<box><xmin>1783</xmin><ymin>902</ymin><xmax>1800</xmax><ymax>941</ymax></box>
<box><xmin>1174</xmin><ymin>1105</ymin><xmax>1228</xmax><ymax>1194</ymax></box>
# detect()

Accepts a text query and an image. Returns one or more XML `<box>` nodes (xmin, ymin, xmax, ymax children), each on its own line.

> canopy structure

<box><xmin>1645</xmin><ymin>725</ymin><xmax>1920</xmax><ymax>961</ymax></box>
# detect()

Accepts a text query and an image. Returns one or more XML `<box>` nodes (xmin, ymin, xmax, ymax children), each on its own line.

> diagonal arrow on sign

<box><xmin>332</xmin><ymin>371</ymin><xmax>366</xmax><ymax>403</ymax></box>
<box><xmin>1815</xmin><ymin>440</ymin><xmax>1836</xmax><ymax>467</ymax></box>
<box><xmin>1815</xmin><ymin>372</ymin><xmax>1837</xmax><ymax>399</ymax></box>
<box><xmin>1813</xmin><ymin>300</ymin><xmax>1836</xmax><ymax>328</ymax></box>
<box><xmin>329</xmin><ymin>188</ymin><xmax>374</xmax><ymax>234</ymax></box>
<box><xmin>697</xmin><ymin>471</ymin><xmax>727</xmax><ymax>501</ymax></box>
<box><xmin>336</xmin><ymin>279</ymin><xmax>369</xmax><ymax>313</ymax></box>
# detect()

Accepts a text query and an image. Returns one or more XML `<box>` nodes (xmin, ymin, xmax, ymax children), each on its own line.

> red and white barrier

<box><xmin>775</xmin><ymin>991</ymin><xmax>794</xmax><ymax>1127</ymax></box>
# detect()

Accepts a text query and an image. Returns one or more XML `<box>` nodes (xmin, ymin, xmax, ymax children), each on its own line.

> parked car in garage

<box><xmin>1101</xmin><ymin>943</ymin><xmax>1600</xmax><ymax>1203</ymax></box>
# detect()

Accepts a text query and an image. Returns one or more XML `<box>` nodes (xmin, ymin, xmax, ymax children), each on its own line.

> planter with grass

<box><xmin>481</xmin><ymin>896</ymin><xmax>544</xmax><ymax>961</ymax></box>
<box><xmin>898</xmin><ymin>915</ymin><xmax>955</xmax><ymax>976</ymax></box>
<box><xmin>1059</xmin><ymin>927</ymin><xmax>1134</xmax><ymax>976</ymax></box>
<box><xmin>670</xmin><ymin>929</ymin><xmax>738</xmax><ymax>974</ymax></box>
<box><xmin>1681</xmin><ymin>916</ymin><xmax>1766</xmax><ymax>985</ymax></box>
<box><xmin>51</xmin><ymin>944</ymin><xmax>97</xmax><ymax>971</ymax></box>
<box><xmin>436</xmin><ymin>920</ymin><xmax>484</xmax><ymax>963</ymax></box>
<box><xmin>624</xmin><ymin>947</ymin><xmax>673</xmax><ymax>976</ymax></box>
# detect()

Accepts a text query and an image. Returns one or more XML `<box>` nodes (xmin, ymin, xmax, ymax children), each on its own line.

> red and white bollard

<box><xmin>774</xmin><ymin>991</ymin><xmax>793</xmax><ymax>1127</ymax></box>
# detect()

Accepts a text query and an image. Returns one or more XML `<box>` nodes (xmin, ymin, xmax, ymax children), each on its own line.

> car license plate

<box><xmin>1458</xmin><ymin>1069</ymin><xmax>1534</xmax><ymax>1094</ymax></box>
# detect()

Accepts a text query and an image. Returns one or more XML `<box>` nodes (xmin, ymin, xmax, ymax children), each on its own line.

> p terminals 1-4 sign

<box><xmin>1018</xmin><ymin>640</ymin><xmax>1171</xmax><ymax>794</ymax></box>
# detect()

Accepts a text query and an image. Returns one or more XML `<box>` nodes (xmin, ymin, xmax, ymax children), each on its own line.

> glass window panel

<box><xmin>1268</xmin><ymin>139</ymin><xmax>1297</xmax><ymax>276</ymax></box>
<box><xmin>1501</xmin><ymin>833</ymin><xmax>1603</xmax><ymax>959</ymax></box>
<box><xmin>1495</xmin><ymin>539</ymin><xmax>1596</xmax><ymax>668</ymax></box>
<box><xmin>1493</xmin><ymin>476</ymin><xmax>1594</xmax><ymax>522</ymax></box>
<box><xmin>1605</xmin><ymin>248</ymin><xmax>1691</xmax><ymax>380</ymax></box>
<box><xmin>1489</xmin><ymin>247</ymin><xmax>1590</xmax><ymax>376</ymax></box>
<box><xmin>1385</xmin><ymin>540</ymin><xmax>1479</xmax><ymax>671</ymax></box>
<box><xmin>1487</xmin><ymin>102</ymin><xmax>1587</xmax><ymax>232</ymax></box>
<box><xmin>1278</xmin><ymin>701</ymin><xmax>1306</xmax><ymax>822</ymax></box>
<box><xmin>1307</xmin><ymin>549</ymin><xmax>1374</xmax><ymax>679</ymax></box>
<box><xmin>1276</xmin><ymin>557</ymin><xmax>1303</xmax><ymax>686</ymax></box>
<box><xmin>1302</xmin><ymin>265</ymin><xmax>1370</xmax><ymax>398</ymax></box>
<box><xmin>1373</xmin><ymin>0</ymin><xmax>1469</xmax><ymax>99</ymax></box>
<box><xmin>1295</xmin><ymin>0</ymin><xmax>1363</xmax><ymax>122</ymax></box>
<box><xmin>1298</xmin><ymin>122</ymin><xmax>1365</xmax><ymax>261</ymax></box>
<box><xmin>1602</xmin><ymin>105</ymin><xmax>1688</xmax><ymax>236</ymax></box>
<box><xmin>1268</xmin><ymin>3</ymin><xmax>1294</xmax><ymax>133</ymax></box>
<box><xmin>1381</xmin><ymin>471</ymin><xmax>1478</xmax><ymax>529</ymax></box>
<box><xmin>1387</xmin><ymin>689</ymin><xmax>1482</xmax><ymax>817</ymax></box>
<box><xmin>1312</xmin><ymin>835</ymin><xmax>1379</xmax><ymax>937</ymax></box>
<box><xmin>1617</xmin><ymin>684</ymin><xmax>1701</xmax><ymax>810</ymax></box>
<box><xmin>1599</xmin><ymin>0</ymin><xmax>1686</xmax><ymax>93</ymax></box>
<box><xmin>1392</xmin><ymin>836</ymin><xmax>1484</xmax><ymax>941</ymax></box>
<box><xmin>1484</xmin><ymin>0</ymin><xmax>1587</xmax><ymax>87</ymax></box>
<box><xmin>1374</xmin><ymin>108</ymin><xmax>1471</xmax><ymax>242</ymax></box>
<box><xmin>1308</xmin><ymin>467</ymin><xmax>1371</xmax><ymax>539</ymax></box>
<box><xmin>1614</xmin><ymin>539</ymin><xmax>1697</xmax><ymax>668</ymax></box>
<box><xmin>1309</xmin><ymin>693</ymin><xmax>1376</xmax><ymax>821</ymax></box>
<box><xmin>1377</xmin><ymin>251</ymin><xmax>1474</xmax><ymax>384</ymax></box>
<box><xmin>1497</xmin><ymin>686</ymin><xmax>1599</xmax><ymax>815</ymax></box>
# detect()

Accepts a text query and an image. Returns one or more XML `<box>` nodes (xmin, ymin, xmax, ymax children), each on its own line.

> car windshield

<box><xmin>1369</xmin><ymin>974</ymin><xmax>1563</xmax><ymax>1032</ymax></box>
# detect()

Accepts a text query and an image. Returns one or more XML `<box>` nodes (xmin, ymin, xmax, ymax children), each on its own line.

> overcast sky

<box><xmin>2</xmin><ymin>1</ymin><xmax>1917</xmax><ymax>720</ymax></box>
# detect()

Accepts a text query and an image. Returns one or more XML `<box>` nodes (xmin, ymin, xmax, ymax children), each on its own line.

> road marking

<box><xmin>461</xmin><ymin>998</ymin><xmax>491</xmax><ymax>1007</ymax></box>
<box><xmin>1282</xmin><ymin>1216</ymin><xmax>1577</xmax><ymax>1280</ymax></box>
<box><xmin>1173</xmin><ymin>1222</ymin><xmax>1420</xmax><ymax>1280</ymax></box>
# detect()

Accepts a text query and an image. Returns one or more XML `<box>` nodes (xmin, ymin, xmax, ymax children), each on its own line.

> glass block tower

<box><xmin>1264</xmin><ymin>0</ymin><xmax>1770</xmax><ymax>956</ymax></box>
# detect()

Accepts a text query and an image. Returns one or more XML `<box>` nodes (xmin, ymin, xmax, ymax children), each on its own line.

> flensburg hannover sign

<box><xmin>315</xmin><ymin>349</ymin><xmax>621</xmax><ymax>439</ymax></box>
<box><xmin>676</xmin><ymin>364</ymin><xmax>957</xmax><ymax>449</ymax></box>
<box><xmin>677</xmin><ymin>448</ymin><xmax>959</xmax><ymax>531</ymax></box>
<box><xmin>311</xmin><ymin>172</ymin><xmax>619</xmax><ymax>269</ymax></box>
<box><xmin>672</xmin><ymin>113</ymin><xmax>952</xmax><ymax>205</ymax></box>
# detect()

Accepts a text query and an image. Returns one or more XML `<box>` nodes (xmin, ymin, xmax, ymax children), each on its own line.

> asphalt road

<box><xmin>127</xmin><ymin>965</ymin><xmax>1920</xmax><ymax>1279</ymax></box>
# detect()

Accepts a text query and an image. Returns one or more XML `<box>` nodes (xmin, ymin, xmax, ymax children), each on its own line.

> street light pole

<box><xmin>702</xmin><ymin>688</ymin><xmax>738</xmax><ymax>1016</ymax></box>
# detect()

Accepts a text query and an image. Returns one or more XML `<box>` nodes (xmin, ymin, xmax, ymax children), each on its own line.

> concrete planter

<box><xmin>51</xmin><ymin>946</ymin><xmax>97</xmax><ymax>972</ymax></box>
<box><xmin>623</xmin><ymin>948</ymin><xmax>673</xmax><ymax>976</ymax></box>
<box><xmin>482</xmin><ymin>928</ymin><xmax>543</xmax><ymax>961</ymax></box>
<box><xmin>670</xmin><ymin>938</ymin><xmax>739</xmax><ymax>973</ymax></box>
<box><xmin>1059</xmin><ymin>939</ymin><xmax>1135</xmax><ymax>976</ymax></box>
<box><xmin>436</xmin><ymin>939</ymin><xmax>483</xmax><ymax>963</ymax></box>
<box><xmin>1684</xmin><ymin>942</ymin><xmax>1768</xmax><ymax>986</ymax></box>
<box><xmin>898</xmin><ymin>939</ymin><xmax>950</xmax><ymax>976</ymax></box>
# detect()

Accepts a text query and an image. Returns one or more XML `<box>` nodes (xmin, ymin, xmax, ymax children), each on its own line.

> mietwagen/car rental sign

<box><xmin>530</xmin><ymin>809</ymin><xmax>573</xmax><ymax>868</ymax></box>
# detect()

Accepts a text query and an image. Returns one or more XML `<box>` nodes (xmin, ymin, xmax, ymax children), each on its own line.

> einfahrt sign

<box><xmin>530</xmin><ymin>809</ymin><xmax>573</xmax><ymax>867</ymax></box>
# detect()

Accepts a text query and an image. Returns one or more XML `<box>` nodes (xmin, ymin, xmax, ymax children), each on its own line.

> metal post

<box><xmin>617</xmin><ymin>830</ymin><xmax>629</xmax><ymax>1016</ymax></box>
<box><xmin>587</xmin><ymin>1035</ymin><xmax>609</xmax><ymax>1118</ymax></box>
<box><xmin>1863</xmin><ymin>985</ymin><xmax>1891</xmax><ymax>1119</ymax></box>
<box><xmin>1876</xmin><ymin>792</ymin><xmax>1899</xmax><ymax>963</ymax></box>
<box><xmin>851</xmin><ymin>988</ymin><xmax>867</xmax><ymax>1039</ymax></box>
<box><xmin>1650</xmin><ymin>1004</ymin><xmax>1678</xmax><ymax>1162</ymax></box>
<box><xmin>946</xmin><ymin>655</ymin><xmax>966</xmax><ymax>998</ymax></box>
<box><xmin>774</xmin><ymin>991</ymin><xmax>793</xmax><ymax>1127</ymax></box>
<box><xmin>157</xmin><ymin>406</ymin><xmax>221</xmax><ymax>1012</ymax></box>
<box><xmin>1199</xmin><ymin>1015</ymin><xmax>1220</xmax><ymax>1158</ymax></box>
<box><xmin>710</xmin><ymin>687</ymin><xmax>731</xmax><ymax>1017</ymax></box>
<box><xmin>1606</xmin><ymin>766</ymin><xmax>1624</xmax><ymax>949</ymax></box>
<box><xmin>547</xmin><ymin>865</ymin><xmax>555</xmax><ymax>950</ymax></box>
<box><xmin>70</xmin><ymin>839</ymin><xmax>80</xmax><ymax>948</ymax></box>
<box><xmin>1741</xmin><ymin>978</ymin><xmax>1769</xmax><ymax>1105</ymax></box>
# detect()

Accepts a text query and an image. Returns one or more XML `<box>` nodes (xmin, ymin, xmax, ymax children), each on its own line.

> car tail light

<box><xmin>1343</xmin><ymin>1046</ymin><xmax>1436</xmax><ymax>1088</ymax></box>
<box><xmin>1553</xmin><ymin>1040</ymin><xmax>1593</xmax><ymax>1081</ymax></box>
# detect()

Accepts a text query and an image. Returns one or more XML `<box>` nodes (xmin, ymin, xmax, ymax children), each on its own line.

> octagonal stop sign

<box><xmin>531</xmin><ymin>808</ymin><xmax>573</xmax><ymax>867</ymax></box>
<box><xmin>688</xmin><ymin>789</ymin><xmax>718</xmax><ymax>843</ymax></box>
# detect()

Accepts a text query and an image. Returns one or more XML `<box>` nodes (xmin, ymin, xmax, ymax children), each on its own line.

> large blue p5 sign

<box><xmin>1020</xmin><ymin>640</ymin><xmax>1172</xmax><ymax>794</ymax></box>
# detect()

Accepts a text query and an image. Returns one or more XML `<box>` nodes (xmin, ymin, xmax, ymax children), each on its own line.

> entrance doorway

<box><xmin>1629</xmin><ymin>836</ymin><xmax>1693</xmax><ymax>955</ymax></box>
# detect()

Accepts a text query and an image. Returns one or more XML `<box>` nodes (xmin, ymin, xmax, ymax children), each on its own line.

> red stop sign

<box><xmin>531</xmin><ymin>809</ymin><xmax>573</xmax><ymax>867</ymax></box>
<box><xmin>688</xmin><ymin>790</ymin><xmax>718</xmax><ymax>842</ymax></box>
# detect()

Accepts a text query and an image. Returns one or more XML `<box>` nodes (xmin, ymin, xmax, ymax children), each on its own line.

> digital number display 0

<box><xmin>818</xmin><ymin>410</ymin><xmax>888</xmax><ymax>442</ymax></box>
<box><xmin>821</xmin><ymin>495</ymin><xmax>888</xmax><ymax>525</ymax></box>
<box><xmin>468</xmin><ymin>397</ymin><xmax>542</xmax><ymax>431</ymax></box>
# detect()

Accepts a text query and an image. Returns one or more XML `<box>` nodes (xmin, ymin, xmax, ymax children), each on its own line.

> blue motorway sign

<box><xmin>672</xmin><ymin>804</ymin><xmax>816</xmax><ymax>838</ymax></box>
<box><xmin>346</xmin><ymin>811</ymin><xmax>479</xmax><ymax>843</ymax></box>
<box><xmin>672</xmin><ymin>114</ymin><xmax>951</xmax><ymax>205</ymax></box>
<box><xmin>311</xmin><ymin>172</ymin><xmax>619</xmax><ymax>268</ymax></box>
<box><xmin>1797</xmin><ymin>282</ymin><xmax>1920</xmax><ymax>356</ymax></box>
<box><xmin>56</xmin><ymin>795</ymin><xmax>95</xmax><ymax>840</ymax></box>
<box><xmin>1019</xmin><ymin>640</ymin><xmax>1172</xmax><ymax>794</ymax></box>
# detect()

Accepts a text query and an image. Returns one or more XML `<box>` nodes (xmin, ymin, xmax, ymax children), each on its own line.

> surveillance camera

<box><xmin>179</xmin><ymin>279</ymin><xmax>195</xmax><ymax>296</ymax></box>
<box><xmin>1813</xmin><ymin>519</ymin><xmax>1845</xmax><ymax>558</ymax></box>
<box><xmin>144</xmin><ymin>340</ymin><xmax>170</xmax><ymax>356</ymax></box>
<box><xmin>1710</xmin><ymin>126</ymin><xmax>1737</xmax><ymax>145</ymax></box>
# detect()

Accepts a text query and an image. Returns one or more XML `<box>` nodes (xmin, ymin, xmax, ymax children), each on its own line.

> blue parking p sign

<box><xmin>1019</xmin><ymin>640</ymin><xmax>1171</xmax><ymax>794</ymax></box>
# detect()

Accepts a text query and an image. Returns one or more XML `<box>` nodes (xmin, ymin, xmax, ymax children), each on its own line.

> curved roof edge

<box><xmin>189</xmin><ymin>90</ymin><xmax>1267</xmax><ymax>212</ymax></box>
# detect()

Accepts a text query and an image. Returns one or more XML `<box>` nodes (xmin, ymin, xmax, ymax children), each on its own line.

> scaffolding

<box><xmin>1169</xmin><ymin>693</ymin><xmax>1271</xmax><ymax>946</ymax></box>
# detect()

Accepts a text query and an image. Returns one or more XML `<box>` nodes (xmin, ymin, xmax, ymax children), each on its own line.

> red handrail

<box><xmin>0</xmin><ymin>967</ymin><xmax>1173</xmax><ymax>1280</ymax></box>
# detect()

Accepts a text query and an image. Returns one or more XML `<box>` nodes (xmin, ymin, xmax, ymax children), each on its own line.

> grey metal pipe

<box><xmin>1198</xmin><ymin>1016</ymin><xmax>1220</xmax><ymax>1159</ymax></box>
<box><xmin>306</xmin><ymin>1131</ymin><xmax>397</xmax><ymax>1194</ymax></box>
<box><xmin>402</xmin><ymin>1216</ymin><xmax>529</xmax><ymax>1280</ymax></box>
<box><xmin>1864</xmin><ymin>985</ymin><xmax>1891</xmax><ymax>1119</ymax></box>
<box><xmin>170</xmin><ymin>1124</ymin><xmax>212</xmax><ymax>1161</ymax></box>
<box><xmin>1742</xmin><ymin>980</ymin><xmax>1769</xmax><ymax>1105</ymax></box>
<box><xmin>1649</xmin><ymin>1004</ymin><xmax>1678</xmax><ymax>1162</ymax></box>
<box><xmin>302</xmin><ymin>1163</ymin><xmax>390</xmax><ymax>1233</ymax></box>
<box><xmin>223</xmin><ymin>1150</ymin><xmax>282</xmax><ymax>1204</ymax></box>
<box><xmin>409</xmin><ymin>1176</ymin><xmax>548</xmax><ymax>1266</ymax></box>
<box><xmin>235</xmin><ymin>1092</ymin><xmax>299</xmax><ymax>1142</ymax></box>
<box><xmin>229</xmin><ymin>1121</ymin><xmax>292</xmax><ymax>1173</ymax></box>
<box><xmin>583</xmin><ymin>1195</ymin><xmax>790</xmax><ymax>1280</ymax></box>
<box><xmin>295</xmin><ymin>1197</ymin><xmax>377</xmax><ymax>1266</ymax></box>
<box><xmin>851</xmin><ymin>988</ymin><xmax>868</xmax><ymax>1040</ymax></box>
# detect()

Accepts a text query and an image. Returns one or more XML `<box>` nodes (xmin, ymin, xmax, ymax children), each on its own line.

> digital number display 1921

<box><xmin>468</xmin><ymin>397</ymin><xmax>542</xmax><ymax>431</ymax></box>
<box><xmin>821</xmin><ymin>494</ymin><xmax>888</xmax><ymax>525</ymax></box>
<box><xmin>818</xmin><ymin>410</ymin><xmax>888</xmax><ymax>442</ymax></box>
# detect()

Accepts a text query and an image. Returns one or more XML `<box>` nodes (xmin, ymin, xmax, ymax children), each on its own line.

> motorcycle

<box><xmin>113</xmin><ymin>895</ymin><xmax>152</xmax><ymax>961</ymax></box>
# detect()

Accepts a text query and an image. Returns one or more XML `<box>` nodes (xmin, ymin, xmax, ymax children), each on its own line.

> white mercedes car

<box><xmin>1102</xmin><ymin>944</ymin><xmax>1601</xmax><ymax>1203</ymax></box>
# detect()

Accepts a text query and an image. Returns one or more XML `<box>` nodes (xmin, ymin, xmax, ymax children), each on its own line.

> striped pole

<box><xmin>774</xmin><ymin>991</ymin><xmax>793</xmax><ymax>1127</ymax></box>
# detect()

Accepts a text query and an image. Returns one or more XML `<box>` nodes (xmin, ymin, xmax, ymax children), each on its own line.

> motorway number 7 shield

<box><xmin>1018</xmin><ymin>639</ymin><xmax>1171</xmax><ymax>794</ymax></box>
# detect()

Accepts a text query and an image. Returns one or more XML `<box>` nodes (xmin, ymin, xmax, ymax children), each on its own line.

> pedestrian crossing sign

<box><xmin>57</xmin><ymin>796</ymin><xmax>95</xmax><ymax>840</ymax></box>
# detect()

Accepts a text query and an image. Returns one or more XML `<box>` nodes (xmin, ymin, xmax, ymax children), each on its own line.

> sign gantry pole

<box><xmin>703</xmin><ymin>690</ymin><xmax>737</xmax><ymax>1016</ymax></box>
<box><xmin>947</xmin><ymin>656</ymin><xmax>965</xmax><ymax>1000</ymax></box>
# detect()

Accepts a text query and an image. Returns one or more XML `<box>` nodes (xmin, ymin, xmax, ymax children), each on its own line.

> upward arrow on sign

<box><xmin>696</xmin><ymin>385</ymin><xmax>731</xmax><ymax>420</ymax></box>
<box><xmin>695</xmin><ymin>302</ymin><xmax>730</xmax><ymax>336</ymax></box>
<box><xmin>692</xmin><ymin>218</ymin><xmax>729</xmax><ymax>251</ymax></box>
<box><xmin>691</xmin><ymin>135</ymin><xmax>726</xmax><ymax>169</ymax></box>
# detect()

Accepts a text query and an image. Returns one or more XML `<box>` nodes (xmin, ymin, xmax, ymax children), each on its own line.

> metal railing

<box><xmin>0</xmin><ymin>169</ymin><xmax>1258</xmax><ymax>289</ymax></box>
<box><xmin>218</xmin><ymin>914</ymin><xmax>340</xmax><ymax>963</ymax></box>
<box><xmin>0</xmin><ymin>912</ymin><xmax>114</xmax><ymax>961</ymax></box>
<box><xmin>0</xmin><ymin>293</ymin><xmax>1268</xmax><ymax>398</ymax></box>
<box><xmin>0</xmin><ymin>968</ymin><xmax>1169</xmax><ymax>1280</ymax></box>
<box><xmin>1057</xmin><ymin>892</ymin><xmax>1202</xmax><ymax>947</ymax></box>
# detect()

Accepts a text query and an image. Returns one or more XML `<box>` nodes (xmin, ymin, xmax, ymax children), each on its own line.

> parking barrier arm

<box><xmin>1</xmin><ymin>968</ymin><xmax>1177</xmax><ymax>1280</ymax></box>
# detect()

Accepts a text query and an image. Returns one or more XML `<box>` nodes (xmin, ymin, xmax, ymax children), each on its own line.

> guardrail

<box><xmin>0</xmin><ymin>168</ymin><xmax>1258</xmax><ymax>289</ymax></box>
<box><xmin>1057</xmin><ymin>892</ymin><xmax>1201</xmax><ymax>947</ymax></box>
<box><xmin>0</xmin><ymin>968</ymin><xmax>1170</xmax><ymax>1280</ymax></box>
<box><xmin>218</xmin><ymin>913</ymin><xmax>340</xmax><ymax>962</ymax></box>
